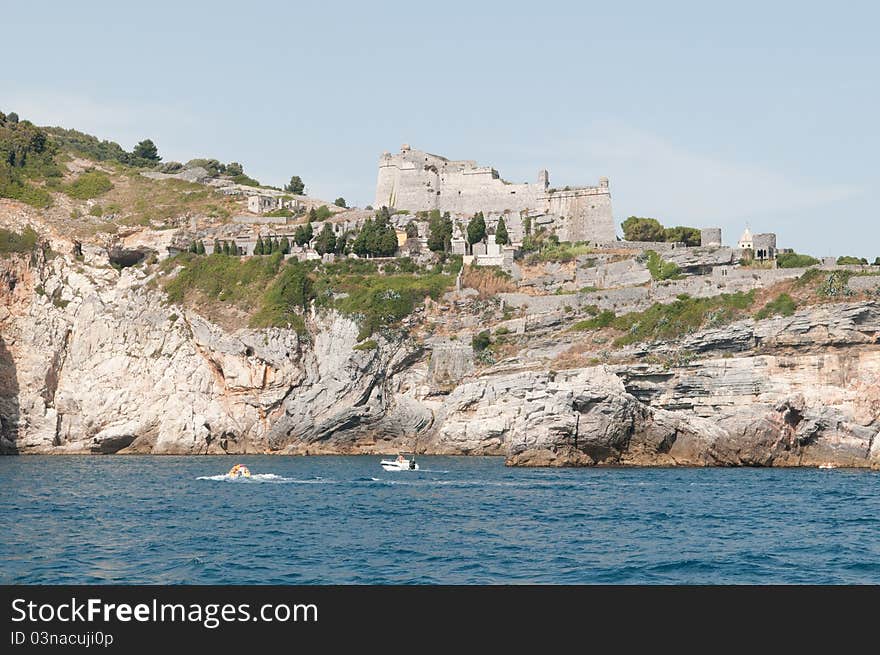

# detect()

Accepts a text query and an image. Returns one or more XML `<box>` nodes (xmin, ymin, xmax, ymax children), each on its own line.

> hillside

<box><xmin>2</xmin><ymin>111</ymin><xmax>880</xmax><ymax>468</ymax></box>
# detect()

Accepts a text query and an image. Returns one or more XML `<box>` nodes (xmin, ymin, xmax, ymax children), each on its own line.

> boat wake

<box><xmin>196</xmin><ymin>474</ymin><xmax>333</xmax><ymax>484</ymax></box>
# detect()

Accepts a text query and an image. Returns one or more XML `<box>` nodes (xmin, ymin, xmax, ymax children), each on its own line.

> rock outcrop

<box><xmin>2</xmin><ymin>249</ymin><xmax>879</xmax><ymax>468</ymax></box>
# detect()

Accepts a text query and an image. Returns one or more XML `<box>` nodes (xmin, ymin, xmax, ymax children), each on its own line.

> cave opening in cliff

<box><xmin>108</xmin><ymin>248</ymin><xmax>147</xmax><ymax>269</ymax></box>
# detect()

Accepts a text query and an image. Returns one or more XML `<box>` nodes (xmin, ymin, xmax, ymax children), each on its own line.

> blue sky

<box><xmin>3</xmin><ymin>0</ymin><xmax>878</xmax><ymax>256</ymax></box>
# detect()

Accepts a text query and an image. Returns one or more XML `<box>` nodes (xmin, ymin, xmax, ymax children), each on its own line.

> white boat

<box><xmin>380</xmin><ymin>455</ymin><xmax>419</xmax><ymax>471</ymax></box>
<box><xmin>818</xmin><ymin>463</ymin><xmax>836</xmax><ymax>470</ymax></box>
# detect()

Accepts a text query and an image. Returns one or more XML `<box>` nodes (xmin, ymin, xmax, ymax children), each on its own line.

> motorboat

<box><xmin>227</xmin><ymin>463</ymin><xmax>252</xmax><ymax>479</ymax></box>
<box><xmin>380</xmin><ymin>454</ymin><xmax>419</xmax><ymax>471</ymax></box>
<box><xmin>818</xmin><ymin>463</ymin><xmax>836</xmax><ymax>470</ymax></box>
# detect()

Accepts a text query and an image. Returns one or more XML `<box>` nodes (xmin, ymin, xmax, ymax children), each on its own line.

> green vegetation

<box><xmin>837</xmin><ymin>255</ymin><xmax>868</xmax><ymax>265</ymax></box>
<box><xmin>313</xmin><ymin>205</ymin><xmax>332</xmax><ymax>221</ymax></box>
<box><xmin>644</xmin><ymin>250</ymin><xmax>681</xmax><ymax>280</ymax></box>
<box><xmin>162</xmin><ymin>251</ymin><xmax>285</xmax><ymax>308</ymax></box>
<box><xmin>471</xmin><ymin>330</ymin><xmax>491</xmax><ymax>351</ymax></box>
<box><xmin>571</xmin><ymin>292</ymin><xmax>755</xmax><ymax>346</ymax></box>
<box><xmin>467</xmin><ymin>211</ymin><xmax>486</xmax><ymax>245</ymax></box>
<box><xmin>251</xmin><ymin>260</ymin><xmax>314</xmax><ymax>331</ymax></box>
<box><xmin>571</xmin><ymin>310</ymin><xmax>616</xmax><ymax>331</ymax></box>
<box><xmin>285</xmin><ymin>175</ymin><xmax>305</xmax><ymax>195</ymax></box>
<box><xmin>352</xmin><ymin>208</ymin><xmax>398</xmax><ymax>257</ymax></box>
<box><xmin>0</xmin><ymin>227</ymin><xmax>38</xmax><ymax>255</ymax></box>
<box><xmin>294</xmin><ymin>222</ymin><xmax>314</xmax><ymax>247</ymax></box>
<box><xmin>231</xmin><ymin>173</ymin><xmax>260</xmax><ymax>187</ymax></box>
<box><xmin>427</xmin><ymin>210</ymin><xmax>453</xmax><ymax>252</ymax></box>
<box><xmin>88</xmin><ymin>204</ymin><xmax>103</xmax><ymax>217</ymax></box>
<box><xmin>132</xmin><ymin>139</ymin><xmax>161</xmax><ymax>163</ymax></box>
<box><xmin>353</xmin><ymin>340</ymin><xmax>378</xmax><ymax>351</ymax></box>
<box><xmin>314</xmin><ymin>221</ymin><xmax>337</xmax><ymax>255</ymax></box>
<box><xmin>662</xmin><ymin>225</ymin><xmax>701</xmax><ymax>246</ymax></box>
<box><xmin>495</xmin><ymin>217</ymin><xmax>509</xmax><ymax>245</ymax></box>
<box><xmin>334</xmin><ymin>197</ymin><xmax>347</xmax><ymax>208</ymax></box>
<box><xmin>776</xmin><ymin>252</ymin><xmax>820</xmax><ymax>268</ymax></box>
<box><xmin>0</xmin><ymin>113</ymin><xmax>60</xmax><ymax>207</ymax></box>
<box><xmin>621</xmin><ymin>216</ymin><xmax>664</xmax><ymax>242</ymax></box>
<box><xmin>494</xmin><ymin>326</ymin><xmax>510</xmax><ymax>336</ymax></box>
<box><xmin>265</xmin><ymin>207</ymin><xmax>294</xmax><ymax>218</ymax></box>
<box><xmin>527</xmin><ymin>239</ymin><xmax>593</xmax><ymax>264</ymax></box>
<box><xmin>818</xmin><ymin>270</ymin><xmax>855</xmax><ymax>297</ymax></box>
<box><xmin>44</xmin><ymin>126</ymin><xmax>130</xmax><ymax>164</ymax></box>
<box><xmin>64</xmin><ymin>171</ymin><xmax>113</xmax><ymax>199</ymax></box>
<box><xmin>621</xmin><ymin>216</ymin><xmax>700</xmax><ymax>245</ymax></box>
<box><xmin>755</xmin><ymin>293</ymin><xmax>797</xmax><ymax>319</ymax></box>
<box><xmin>319</xmin><ymin>268</ymin><xmax>452</xmax><ymax>339</ymax></box>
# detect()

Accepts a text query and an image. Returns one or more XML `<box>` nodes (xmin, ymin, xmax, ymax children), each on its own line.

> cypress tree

<box><xmin>213</xmin><ymin>239</ymin><xmax>221</xmax><ymax>254</ymax></box>
<box><xmin>280</xmin><ymin>236</ymin><xmax>290</xmax><ymax>254</ymax></box>
<box><xmin>255</xmin><ymin>236</ymin><xmax>264</xmax><ymax>255</ymax></box>
<box><xmin>223</xmin><ymin>241</ymin><xmax>231</xmax><ymax>256</ymax></box>
<box><xmin>495</xmin><ymin>218</ymin><xmax>509</xmax><ymax>245</ymax></box>
<box><xmin>196</xmin><ymin>240</ymin><xmax>206</xmax><ymax>255</ymax></box>
<box><xmin>467</xmin><ymin>212</ymin><xmax>486</xmax><ymax>245</ymax></box>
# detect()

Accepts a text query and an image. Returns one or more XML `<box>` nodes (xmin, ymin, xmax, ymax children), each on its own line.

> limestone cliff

<box><xmin>1</xmin><ymin>248</ymin><xmax>879</xmax><ymax>468</ymax></box>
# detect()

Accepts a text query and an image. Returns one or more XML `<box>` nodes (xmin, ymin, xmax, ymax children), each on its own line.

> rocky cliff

<box><xmin>2</xmin><ymin>248</ymin><xmax>879</xmax><ymax>468</ymax></box>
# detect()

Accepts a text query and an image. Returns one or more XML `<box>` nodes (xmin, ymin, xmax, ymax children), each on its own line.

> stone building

<box><xmin>752</xmin><ymin>233</ymin><xmax>777</xmax><ymax>261</ymax></box>
<box><xmin>375</xmin><ymin>145</ymin><xmax>616</xmax><ymax>244</ymax></box>
<box><xmin>700</xmin><ymin>228</ymin><xmax>722</xmax><ymax>247</ymax></box>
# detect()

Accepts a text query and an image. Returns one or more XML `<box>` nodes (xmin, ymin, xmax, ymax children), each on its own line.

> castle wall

<box><xmin>546</xmin><ymin>187</ymin><xmax>615</xmax><ymax>244</ymax></box>
<box><xmin>375</xmin><ymin>146</ymin><xmax>616</xmax><ymax>244</ymax></box>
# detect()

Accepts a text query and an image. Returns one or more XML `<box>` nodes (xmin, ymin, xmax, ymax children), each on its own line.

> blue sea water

<box><xmin>1</xmin><ymin>456</ymin><xmax>879</xmax><ymax>584</ymax></box>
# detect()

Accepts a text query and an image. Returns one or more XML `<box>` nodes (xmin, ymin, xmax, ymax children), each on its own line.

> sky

<box><xmin>3</xmin><ymin>0</ymin><xmax>878</xmax><ymax>257</ymax></box>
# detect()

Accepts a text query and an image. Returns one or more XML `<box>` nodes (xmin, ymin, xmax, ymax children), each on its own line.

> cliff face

<box><xmin>0</xmin><ymin>249</ymin><xmax>427</xmax><ymax>455</ymax></box>
<box><xmin>2</xmin><ymin>250</ymin><xmax>879</xmax><ymax>468</ymax></box>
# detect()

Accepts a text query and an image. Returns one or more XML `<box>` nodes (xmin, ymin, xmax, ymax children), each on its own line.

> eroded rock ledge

<box><xmin>1</xmin><ymin>251</ymin><xmax>878</xmax><ymax>468</ymax></box>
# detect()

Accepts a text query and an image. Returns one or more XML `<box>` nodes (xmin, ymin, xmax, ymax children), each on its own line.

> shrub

<box><xmin>64</xmin><ymin>171</ymin><xmax>112</xmax><ymax>199</ymax></box>
<box><xmin>755</xmin><ymin>293</ymin><xmax>797</xmax><ymax>319</ymax></box>
<box><xmin>572</xmin><ymin>310</ymin><xmax>616</xmax><ymax>331</ymax></box>
<box><xmin>837</xmin><ymin>256</ymin><xmax>867</xmax><ymax>265</ymax></box>
<box><xmin>777</xmin><ymin>252</ymin><xmax>819</xmax><ymax>268</ymax></box>
<box><xmin>318</xmin><ymin>269</ymin><xmax>452</xmax><ymax>339</ymax></box>
<box><xmin>353</xmin><ymin>340</ymin><xmax>378</xmax><ymax>351</ymax></box>
<box><xmin>472</xmin><ymin>330</ymin><xmax>491</xmax><ymax>351</ymax></box>
<box><xmin>251</xmin><ymin>260</ymin><xmax>315</xmax><ymax>329</ymax></box>
<box><xmin>163</xmin><ymin>251</ymin><xmax>284</xmax><ymax>306</ymax></box>
<box><xmin>610</xmin><ymin>291</ymin><xmax>755</xmax><ymax>346</ymax></box>
<box><xmin>645</xmin><ymin>250</ymin><xmax>681</xmax><ymax>280</ymax></box>
<box><xmin>0</xmin><ymin>227</ymin><xmax>38</xmax><ymax>254</ymax></box>
<box><xmin>89</xmin><ymin>204</ymin><xmax>103</xmax><ymax>217</ymax></box>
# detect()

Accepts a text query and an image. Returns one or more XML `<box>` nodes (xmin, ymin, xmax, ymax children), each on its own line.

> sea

<box><xmin>2</xmin><ymin>455</ymin><xmax>879</xmax><ymax>584</ymax></box>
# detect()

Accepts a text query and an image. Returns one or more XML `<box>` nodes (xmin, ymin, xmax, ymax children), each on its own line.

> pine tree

<box><xmin>495</xmin><ymin>218</ymin><xmax>509</xmax><ymax>245</ymax></box>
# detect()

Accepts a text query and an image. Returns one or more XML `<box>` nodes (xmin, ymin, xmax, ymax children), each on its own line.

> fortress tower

<box><xmin>375</xmin><ymin>145</ymin><xmax>615</xmax><ymax>244</ymax></box>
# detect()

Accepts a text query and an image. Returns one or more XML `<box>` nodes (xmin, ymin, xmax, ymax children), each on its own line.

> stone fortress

<box><xmin>375</xmin><ymin>145</ymin><xmax>616</xmax><ymax>244</ymax></box>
